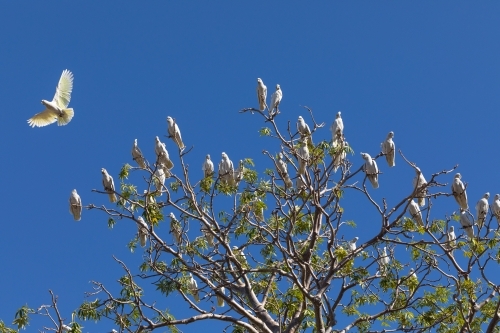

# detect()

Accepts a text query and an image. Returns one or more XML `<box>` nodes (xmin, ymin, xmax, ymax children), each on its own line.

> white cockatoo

<box><xmin>475</xmin><ymin>192</ymin><xmax>490</xmax><ymax>229</ymax></box>
<box><xmin>446</xmin><ymin>226</ymin><xmax>456</xmax><ymax>251</ymax></box>
<box><xmin>131</xmin><ymin>139</ymin><xmax>147</xmax><ymax>168</ymax></box>
<box><xmin>202</xmin><ymin>154</ymin><xmax>214</xmax><ymax>178</ymax></box>
<box><xmin>413</xmin><ymin>167</ymin><xmax>427</xmax><ymax>207</ymax></box>
<box><xmin>269</xmin><ymin>84</ymin><xmax>282</xmax><ymax>115</ymax></box>
<box><xmin>218</xmin><ymin>152</ymin><xmax>234</xmax><ymax>185</ymax></box>
<box><xmin>297</xmin><ymin>116</ymin><xmax>313</xmax><ymax>146</ymax></box>
<box><xmin>451</xmin><ymin>173</ymin><xmax>468</xmax><ymax>210</ymax></box>
<box><xmin>276</xmin><ymin>152</ymin><xmax>293</xmax><ymax>188</ymax></box>
<box><xmin>361</xmin><ymin>153</ymin><xmax>379</xmax><ymax>188</ymax></box>
<box><xmin>154</xmin><ymin>136</ymin><xmax>174</xmax><ymax>171</ymax></box>
<box><xmin>69</xmin><ymin>189</ymin><xmax>82</xmax><ymax>221</ymax></box>
<box><xmin>233</xmin><ymin>160</ymin><xmax>245</xmax><ymax>186</ymax></box>
<box><xmin>256</xmin><ymin>78</ymin><xmax>267</xmax><ymax>111</ymax></box>
<box><xmin>381</xmin><ymin>131</ymin><xmax>395</xmax><ymax>167</ymax></box>
<box><xmin>166</xmin><ymin>116</ymin><xmax>185</xmax><ymax>150</ymax></box>
<box><xmin>459</xmin><ymin>209</ymin><xmax>474</xmax><ymax>239</ymax></box>
<box><xmin>348</xmin><ymin>237</ymin><xmax>358</xmax><ymax>252</ymax></box>
<box><xmin>379</xmin><ymin>247</ymin><xmax>390</xmax><ymax>267</ymax></box>
<box><xmin>232</xmin><ymin>246</ymin><xmax>248</xmax><ymax>267</ymax></box>
<box><xmin>409</xmin><ymin>199</ymin><xmax>423</xmax><ymax>227</ymax></box>
<box><xmin>217</xmin><ymin>286</ymin><xmax>226</xmax><ymax>307</ymax></box>
<box><xmin>101</xmin><ymin>168</ymin><xmax>117</xmax><ymax>203</ymax></box>
<box><xmin>170</xmin><ymin>212</ymin><xmax>182</xmax><ymax>245</ymax></box>
<box><xmin>201</xmin><ymin>225</ymin><xmax>214</xmax><ymax>247</ymax></box>
<box><xmin>187</xmin><ymin>273</ymin><xmax>200</xmax><ymax>302</ymax></box>
<box><xmin>137</xmin><ymin>216</ymin><xmax>148</xmax><ymax>247</ymax></box>
<box><xmin>333</xmin><ymin>140</ymin><xmax>348</xmax><ymax>173</ymax></box>
<box><xmin>297</xmin><ymin>139</ymin><xmax>310</xmax><ymax>175</ymax></box>
<box><xmin>153</xmin><ymin>164</ymin><xmax>166</xmax><ymax>192</ymax></box>
<box><xmin>408</xmin><ymin>268</ymin><xmax>418</xmax><ymax>281</ymax></box>
<box><xmin>492</xmin><ymin>194</ymin><xmax>500</xmax><ymax>223</ymax></box>
<box><xmin>330</xmin><ymin>112</ymin><xmax>344</xmax><ymax>147</ymax></box>
<box><xmin>28</xmin><ymin>69</ymin><xmax>75</xmax><ymax>127</ymax></box>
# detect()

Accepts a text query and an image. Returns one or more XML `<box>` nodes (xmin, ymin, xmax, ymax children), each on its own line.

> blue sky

<box><xmin>1</xmin><ymin>2</ymin><xmax>500</xmax><ymax>332</ymax></box>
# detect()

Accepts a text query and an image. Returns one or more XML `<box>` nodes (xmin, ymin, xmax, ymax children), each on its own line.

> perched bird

<box><xmin>101</xmin><ymin>168</ymin><xmax>117</xmax><ymax>203</ymax></box>
<box><xmin>232</xmin><ymin>246</ymin><xmax>248</xmax><ymax>267</ymax></box>
<box><xmin>378</xmin><ymin>247</ymin><xmax>390</xmax><ymax>271</ymax></box>
<box><xmin>297</xmin><ymin>139</ymin><xmax>310</xmax><ymax>175</ymax></box>
<box><xmin>187</xmin><ymin>273</ymin><xmax>200</xmax><ymax>302</ymax></box>
<box><xmin>408</xmin><ymin>268</ymin><xmax>418</xmax><ymax>282</ymax></box>
<box><xmin>166</xmin><ymin>116</ymin><xmax>185</xmax><ymax>150</ymax></box>
<box><xmin>256</xmin><ymin>78</ymin><xmax>267</xmax><ymax>111</ymax></box>
<box><xmin>218</xmin><ymin>152</ymin><xmax>234</xmax><ymax>185</ymax></box>
<box><xmin>451</xmin><ymin>173</ymin><xmax>468</xmax><ymax>210</ymax></box>
<box><xmin>409</xmin><ymin>199</ymin><xmax>423</xmax><ymax>227</ymax></box>
<box><xmin>381</xmin><ymin>131</ymin><xmax>395</xmax><ymax>167</ymax></box>
<box><xmin>234</xmin><ymin>160</ymin><xmax>245</xmax><ymax>186</ymax></box>
<box><xmin>170</xmin><ymin>212</ymin><xmax>182</xmax><ymax>245</ymax></box>
<box><xmin>475</xmin><ymin>192</ymin><xmax>490</xmax><ymax>229</ymax></box>
<box><xmin>201</xmin><ymin>225</ymin><xmax>214</xmax><ymax>247</ymax></box>
<box><xmin>131</xmin><ymin>139</ymin><xmax>147</xmax><ymax>168</ymax></box>
<box><xmin>137</xmin><ymin>216</ymin><xmax>148</xmax><ymax>247</ymax></box>
<box><xmin>154</xmin><ymin>136</ymin><xmax>174</xmax><ymax>172</ymax></box>
<box><xmin>153</xmin><ymin>164</ymin><xmax>165</xmax><ymax>192</ymax></box>
<box><xmin>217</xmin><ymin>286</ymin><xmax>226</xmax><ymax>307</ymax></box>
<box><xmin>69</xmin><ymin>189</ymin><xmax>82</xmax><ymax>221</ymax></box>
<box><xmin>330</xmin><ymin>112</ymin><xmax>344</xmax><ymax>147</ymax></box>
<box><xmin>446</xmin><ymin>226</ymin><xmax>456</xmax><ymax>251</ymax></box>
<box><xmin>269</xmin><ymin>84</ymin><xmax>282</xmax><ymax>115</ymax></box>
<box><xmin>276</xmin><ymin>152</ymin><xmax>293</xmax><ymax>188</ymax></box>
<box><xmin>297</xmin><ymin>116</ymin><xmax>313</xmax><ymax>146</ymax></box>
<box><xmin>333</xmin><ymin>140</ymin><xmax>348</xmax><ymax>173</ymax></box>
<box><xmin>348</xmin><ymin>237</ymin><xmax>358</xmax><ymax>252</ymax></box>
<box><xmin>28</xmin><ymin>69</ymin><xmax>75</xmax><ymax>127</ymax></box>
<box><xmin>492</xmin><ymin>194</ymin><xmax>500</xmax><ymax>223</ymax></box>
<box><xmin>361</xmin><ymin>153</ymin><xmax>379</xmax><ymax>188</ymax></box>
<box><xmin>202</xmin><ymin>154</ymin><xmax>214</xmax><ymax>178</ymax></box>
<box><xmin>413</xmin><ymin>167</ymin><xmax>427</xmax><ymax>207</ymax></box>
<box><xmin>459</xmin><ymin>209</ymin><xmax>474</xmax><ymax>239</ymax></box>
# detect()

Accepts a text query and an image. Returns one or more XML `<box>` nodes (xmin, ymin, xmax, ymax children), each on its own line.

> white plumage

<box><xmin>297</xmin><ymin>139</ymin><xmax>310</xmax><ymax>175</ymax></box>
<box><xmin>217</xmin><ymin>286</ymin><xmax>226</xmax><ymax>307</ymax></box>
<box><xmin>256</xmin><ymin>78</ymin><xmax>267</xmax><ymax>111</ymax></box>
<box><xmin>276</xmin><ymin>152</ymin><xmax>293</xmax><ymax>188</ymax></box>
<box><xmin>330</xmin><ymin>112</ymin><xmax>344</xmax><ymax>147</ymax></box>
<box><xmin>269</xmin><ymin>84</ymin><xmax>282</xmax><ymax>115</ymax></box>
<box><xmin>187</xmin><ymin>273</ymin><xmax>200</xmax><ymax>302</ymax></box>
<box><xmin>413</xmin><ymin>167</ymin><xmax>427</xmax><ymax>207</ymax></box>
<box><xmin>218</xmin><ymin>152</ymin><xmax>234</xmax><ymax>185</ymax></box>
<box><xmin>28</xmin><ymin>69</ymin><xmax>75</xmax><ymax>127</ymax></box>
<box><xmin>361</xmin><ymin>153</ymin><xmax>379</xmax><ymax>188</ymax></box>
<box><xmin>69</xmin><ymin>189</ymin><xmax>82</xmax><ymax>221</ymax></box>
<box><xmin>154</xmin><ymin>136</ymin><xmax>174</xmax><ymax>174</ymax></box>
<box><xmin>137</xmin><ymin>216</ymin><xmax>148</xmax><ymax>247</ymax></box>
<box><xmin>381</xmin><ymin>131</ymin><xmax>395</xmax><ymax>167</ymax></box>
<box><xmin>409</xmin><ymin>199</ymin><xmax>423</xmax><ymax>226</ymax></box>
<box><xmin>446</xmin><ymin>226</ymin><xmax>456</xmax><ymax>250</ymax></box>
<box><xmin>492</xmin><ymin>194</ymin><xmax>500</xmax><ymax>224</ymax></box>
<box><xmin>333</xmin><ymin>140</ymin><xmax>348</xmax><ymax>173</ymax></box>
<box><xmin>201</xmin><ymin>225</ymin><xmax>214</xmax><ymax>247</ymax></box>
<box><xmin>234</xmin><ymin>160</ymin><xmax>245</xmax><ymax>186</ymax></box>
<box><xmin>451</xmin><ymin>173</ymin><xmax>468</xmax><ymax>210</ymax></box>
<box><xmin>459</xmin><ymin>209</ymin><xmax>474</xmax><ymax>239</ymax></box>
<box><xmin>101</xmin><ymin>168</ymin><xmax>117</xmax><ymax>203</ymax></box>
<box><xmin>297</xmin><ymin>116</ymin><xmax>313</xmax><ymax>146</ymax></box>
<box><xmin>170</xmin><ymin>212</ymin><xmax>182</xmax><ymax>245</ymax></box>
<box><xmin>202</xmin><ymin>154</ymin><xmax>214</xmax><ymax>178</ymax></box>
<box><xmin>348</xmin><ymin>237</ymin><xmax>358</xmax><ymax>252</ymax></box>
<box><xmin>153</xmin><ymin>164</ymin><xmax>165</xmax><ymax>192</ymax></box>
<box><xmin>379</xmin><ymin>247</ymin><xmax>390</xmax><ymax>267</ymax></box>
<box><xmin>166</xmin><ymin>116</ymin><xmax>185</xmax><ymax>150</ymax></box>
<box><xmin>475</xmin><ymin>192</ymin><xmax>489</xmax><ymax>229</ymax></box>
<box><xmin>131</xmin><ymin>139</ymin><xmax>147</xmax><ymax>169</ymax></box>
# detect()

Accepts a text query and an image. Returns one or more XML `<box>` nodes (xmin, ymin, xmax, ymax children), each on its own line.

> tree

<box><xmin>2</xmin><ymin>102</ymin><xmax>500</xmax><ymax>333</ymax></box>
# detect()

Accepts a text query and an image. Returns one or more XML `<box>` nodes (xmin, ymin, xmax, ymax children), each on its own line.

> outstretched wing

<box><xmin>53</xmin><ymin>69</ymin><xmax>74</xmax><ymax>108</ymax></box>
<box><xmin>27</xmin><ymin>109</ymin><xmax>58</xmax><ymax>127</ymax></box>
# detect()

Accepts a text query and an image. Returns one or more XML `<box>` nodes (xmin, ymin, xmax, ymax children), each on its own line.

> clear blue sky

<box><xmin>1</xmin><ymin>2</ymin><xmax>500</xmax><ymax>332</ymax></box>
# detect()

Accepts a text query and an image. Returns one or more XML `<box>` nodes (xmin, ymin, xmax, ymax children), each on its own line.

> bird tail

<box><xmin>58</xmin><ymin>108</ymin><xmax>74</xmax><ymax>126</ymax></box>
<box><xmin>109</xmin><ymin>193</ymin><xmax>117</xmax><ymax>203</ymax></box>
<box><xmin>369</xmin><ymin>176</ymin><xmax>379</xmax><ymax>189</ymax></box>
<box><xmin>418</xmin><ymin>197</ymin><xmax>425</xmax><ymax>207</ymax></box>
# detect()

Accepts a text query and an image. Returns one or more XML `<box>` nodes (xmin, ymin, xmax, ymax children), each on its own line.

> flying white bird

<box><xmin>170</xmin><ymin>212</ymin><xmax>182</xmax><ymax>245</ymax></box>
<box><xmin>459</xmin><ymin>209</ymin><xmax>474</xmax><ymax>239</ymax></box>
<box><xmin>131</xmin><ymin>139</ymin><xmax>147</xmax><ymax>169</ymax></box>
<box><xmin>269</xmin><ymin>84</ymin><xmax>282</xmax><ymax>115</ymax></box>
<box><xmin>475</xmin><ymin>192</ymin><xmax>489</xmax><ymax>229</ymax></box>
<box><xmin>69</xmin><ymin>189</ymin><xmax>82</xmax><ymax>221</ymax></box>
<box><xmin>451</xmin><ymin>173</ymin><xmax>468</xmax><ymax>210</ymax></box>
<box><xmin>297</xmin><ymin>116</ymin><xmax>313</xmax><ymax>146</ymax></box>
<box><xmin>166</xmin><ymin>116</ymin><xmax>185</xmax><ymax>150</ymax></box>
<box><xmin>153</xmin><ymin>164</ymin><xmax>166</xmax><ymax>192</ymax></box>
<box><xmin>413</xmin><ymin>167</ymin><xmax>427</xmax><ymax>207</ymax></box>
<box><xmin>333</xmin><ymin>140</ymin><xmax>348</xmax><ymax>173</ymax></box>
<box><xmin>217</xmin><ymin>286</ymin><xmax>226</xmax><ymax>307</ymax></box>
<box><xmin>137</xmin><ymin>216</ymin><xmax>148</xmax><ymax>247</ymax></box>
<box><xmin>28</xmin><ymin>69</ymin><xmax>75</xmax><ymax>127</ymax></box>
<box><xmin>187</xmin><ymin>273</ymin><xmax>200</xmax><ymax>302</ymax></box>
<box><xmin>409</xmin><ymin>199</ymin><xmax>423</xmax><ymax>227</ymax></box>
<box><xmin>348</xmin><ymin>237</ymin><xmax>358</xmax><ymax>252</ymax></box>
<box><xmin>202</xmin><ymin>154</ymin><xmax>214</xmax><ymax>178</ymax></box>
<box><xmin>492</xmin><ymin>194</ymin><xmax>500</xmax><ymax>224</ymax></box>
<box><xmin>154</xmin><ymin>136</ymin><xmax>174</xmax><ymax>172</ymax></box>
<box><xmin>381</xmin><ymin>131</ymin><xmax>395</xmax><ymax>167</ymax></box>
<box><xmin>297</xmin><ymin>139</ymin><xmax>310</xmax><ymax>175</ymax></box>
<box><xmin>446</xmin><ymin>225</ymin><xmax>456</xmax><ymax>251</ymax></box>
<box><xmin>256</xmin><ymin>78</ymin><xmax>267</xmax><ymax>111</ymax></box>
<box><xmin>361</xmin><ymin>153</ymin><xmax>379</xmax><ymax>188</ymax></box>
<box><xmin>218</xmin><ymin>152</ymin><xmax>234</xmax><ymax>185</ymax></box>
<box><xmin>101</xmin><ymin>168</ymin><xmax>117</xmax><ymax>203</ymax></box>
<box><xmin>330</xmin><ymin>112</ymin><xmax>344</xmax><ymax>147</ymax></box>
<box><xmin>276</xmin><ymin>152</ymin><xmax>293</xmax><ymax>188</ymax></box>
